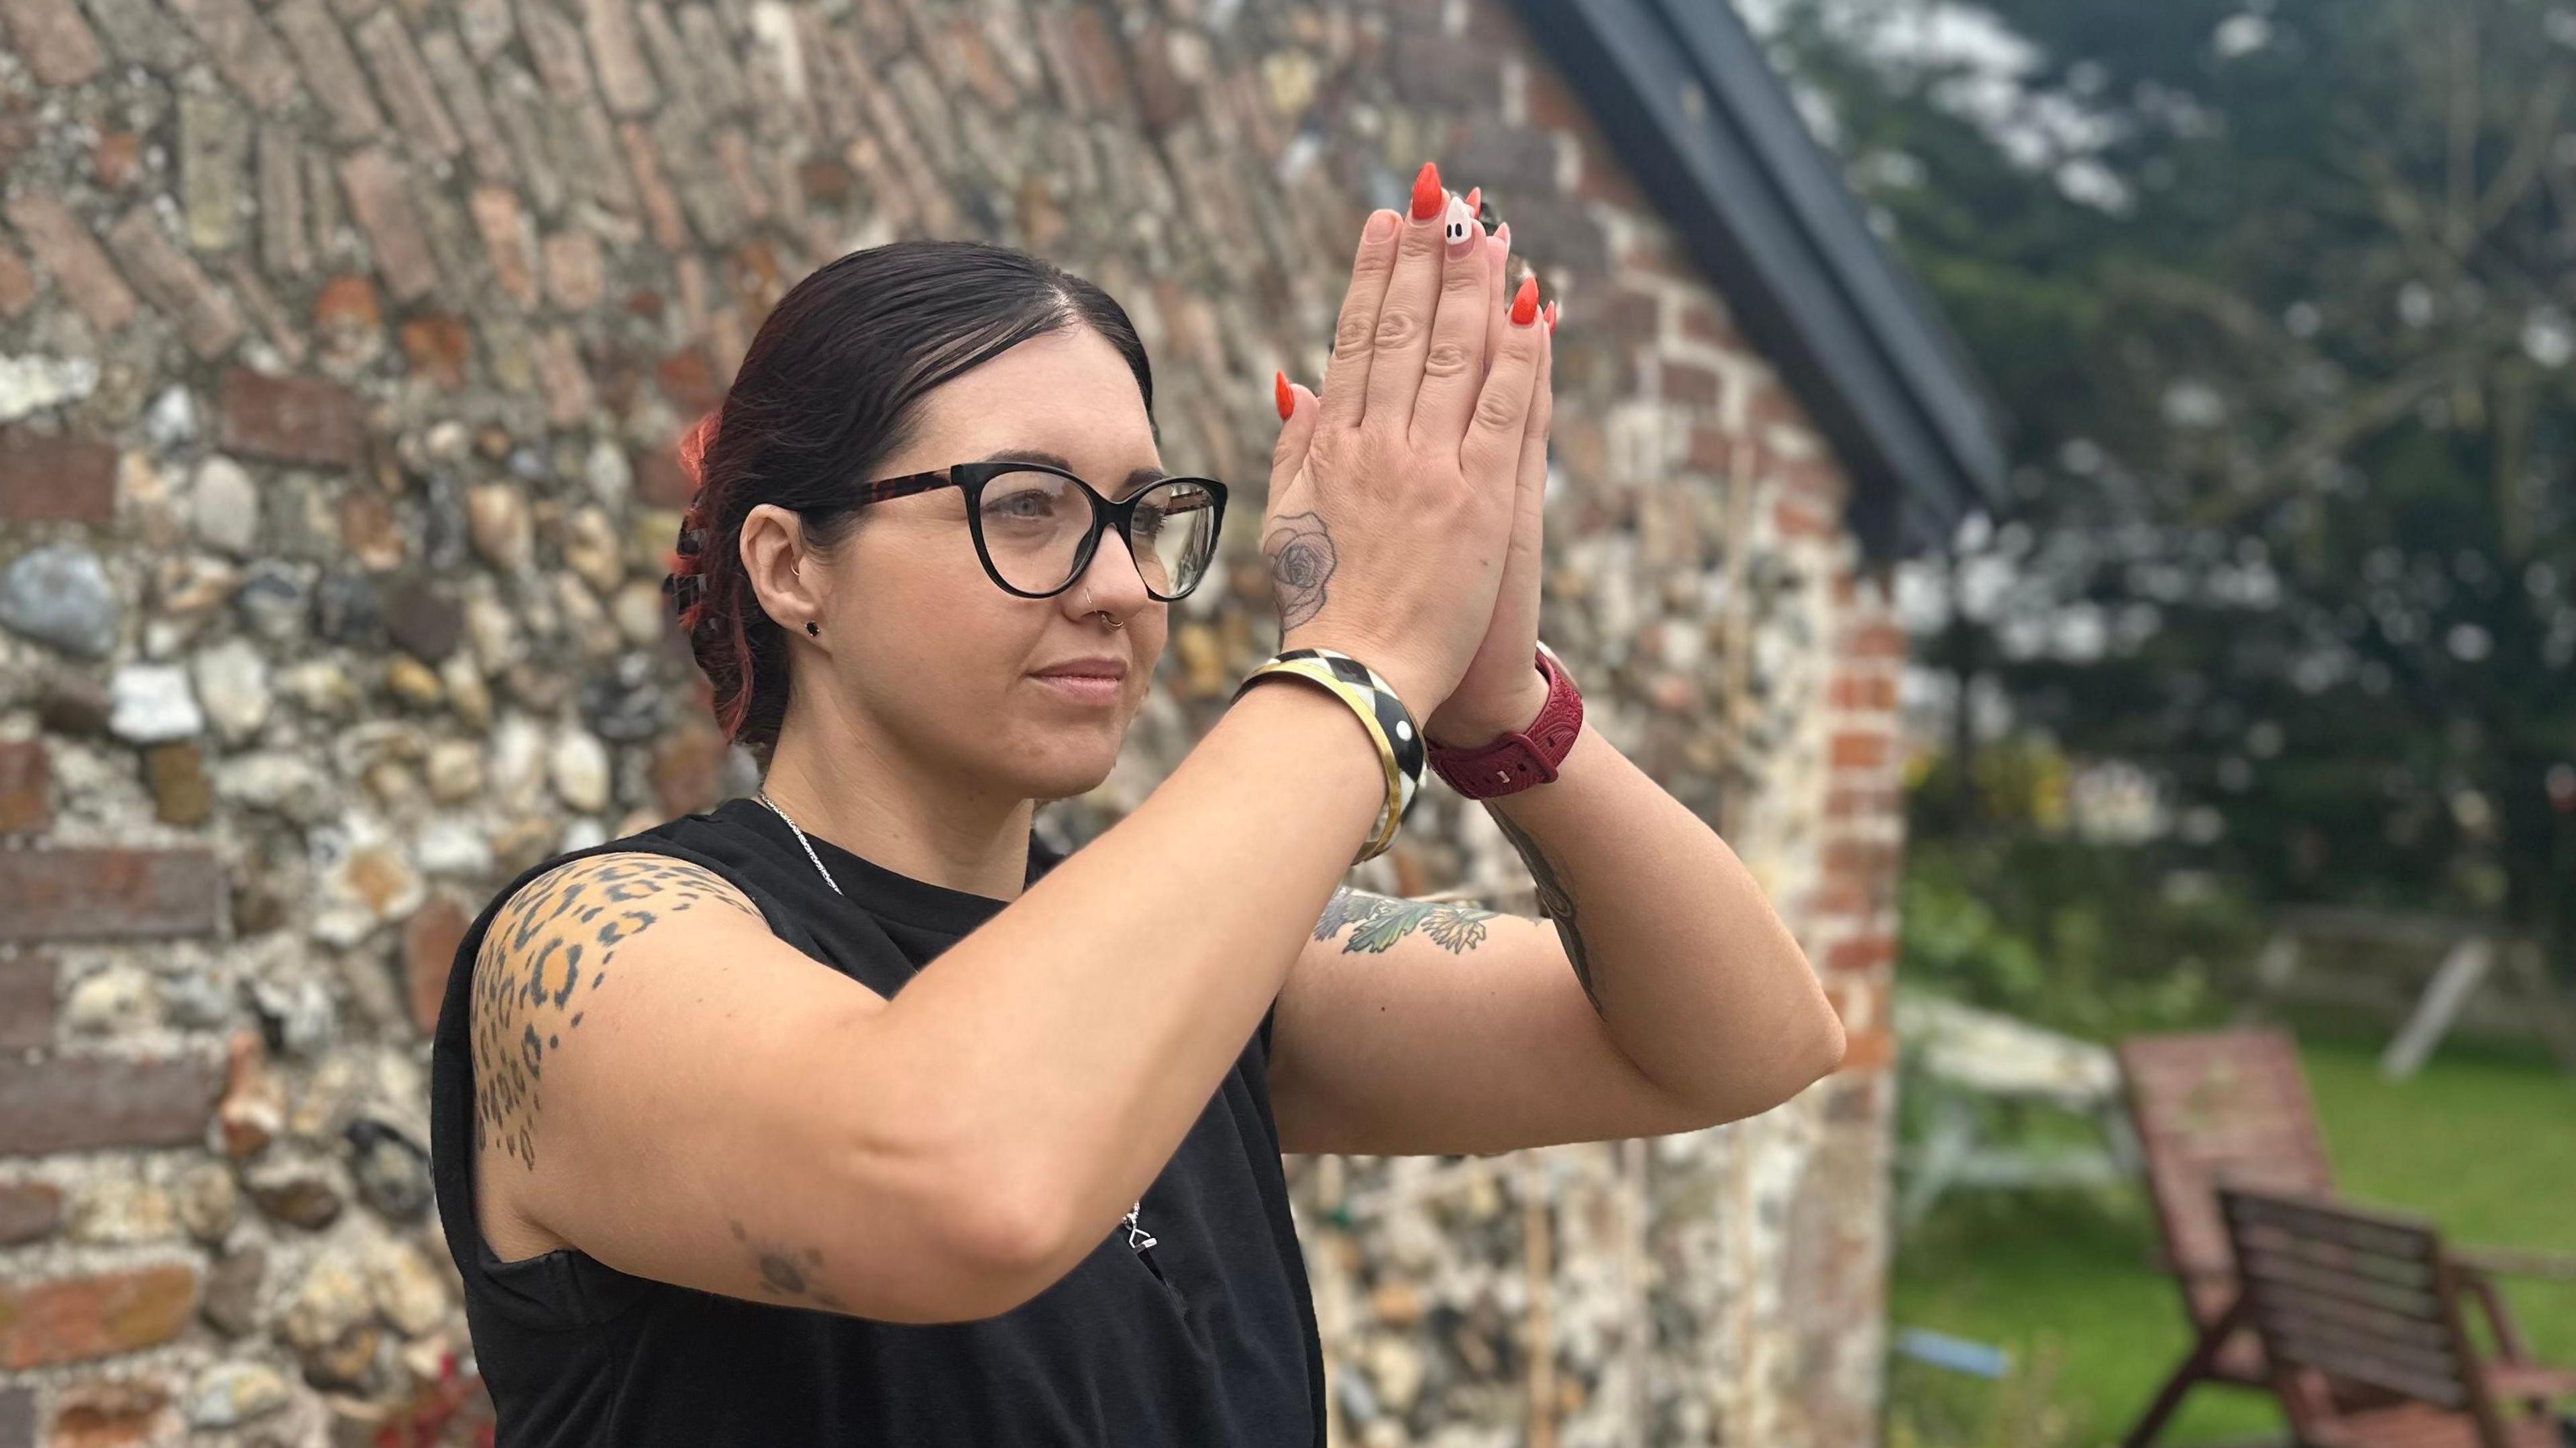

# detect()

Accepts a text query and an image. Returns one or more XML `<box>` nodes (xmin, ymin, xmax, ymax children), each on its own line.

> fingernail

<box><xmin>1464</xmin><ymin>186</ymin><xmax>1482</xmax><ymax>221</ymax></box>
<box><xmin>1410</xmin><ymin>162</ymin><xmax>1443</xmax><ymax>221</ymax></box>
<box><xmin>1511</xmin><ymin>275</ymin><xmax>1540</xmax><ymax>327</ymax></box>
<box><xmin>1444</xmin><ymin>193</ymin><xmax>1479</xmax><ymax>258</ymax></box>
<box><xmin>1364</xmin><ymin>209</ymin><xmax>1397</xmax><ymax>242</ymax></box>
<box><xmin>1544</xmin><ymin>300</ymin><xmax>1558</xmax><ymax>335</ymax></box>
<box><xmin>1274</xmin><ymin>370</ymin><xmax>1294</xmax><ymax>420</ymax></box>
<box><xmin>1495</xmin><ymin>221</ymin><xmax>1510</xmax><ymax>250</ymax></box>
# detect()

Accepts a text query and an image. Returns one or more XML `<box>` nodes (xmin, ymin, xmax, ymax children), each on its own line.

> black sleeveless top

<box><xmin>428</xmin><ymin>796</ymin><xmax>1326</xmax><ymax>1446</ymax></box>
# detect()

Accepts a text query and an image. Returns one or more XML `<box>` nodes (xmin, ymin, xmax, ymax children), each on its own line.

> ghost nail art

<box><xmin>1444</xmin><ymin>192</ymin><xmax>1479</xmax><ymax>258</ymax></box>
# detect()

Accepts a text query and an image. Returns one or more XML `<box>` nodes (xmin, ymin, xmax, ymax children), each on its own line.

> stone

<box><xmin>162</xmin><ymin>964</ymin><xmax>233</xmax><ymax>1028</ymax></box>
<box><xmin>416</xmin><ymin>816</ymin><xmax>494</xmax><ymax>876</ymax></box>
<box><xmin>146</xmin><ymin>741</ymin><xmax>214</xmax><ymax>825</ymax></box>
<box><xmin>366</xmin><ymin>1237</ymin><xmax>449</xmax><ymax>1334</ymax></box>
<box><xmin>313</xmin><ymin>273</ymin><xmax>386</xmax><ymax>372</ymax></box>
<box><xmin>548</xmin><ymin>725</ymin><xmax>611</xmax><ymax>812</ymax></box>
<box><xmin>191</xmin><ymin>455</ymin><xmax>261</xmax><ymax>555</ymax></box>
<box><xmin>352</xmin><ymin>1117</ymin><xmax>435</xmax><ymax>1215</ymax></box>
<box><xmin>466</xmin><ymin>483</ymin><xmax>533</xmax><ymax>571</ymax></box>
<box><xmin>468</xmin><ymin>185</ymin><xmax>539</xmax><ymax>309</ymax></box>
<box><xmin>0</xmin><ymin>541</ymin><xmax>118</xmax><ymax>657</ymax></box>
<box><xmin>36</xmin><ymin>669</ymin><xmax>113</xmax><ymax>734</ymax></box>
<box><xmin>283</xmin><ymin>1249</ymin><xmax>380</xmax><ymax>1388</ymax></box>
<box><xmin>216</xmin><ymin>1027</ymin><xmax>284</xmax><ymax>1158</ymax></box>
<box><xmin>0</xmin><ymin>1180</ymin><xmax>63</xmax><ymax>1244</ymax></box>
<box><xmin>174</xmin><ymin>1160</ymin><xmax>238</xmax><ymax>1242</ymax></box>
<box><xmin>1363</xmin><ymin>1336</ymin><xmax>1426</xmax><ymax>1415</ymax></box>
<box><xmin>0</xmin><ymin>426</ymin><xmax>108</xmax><ymax>528</ymax></box>
<box><xmin>62</xmin><ymin>964</ymin><xmax>164</xmax><ymax>1036</ymax></box>
<box><xmin>65</xmin><ymin>1168</ymin><xmax>178</xmax><ymax>1243</ymax></box>
<box><xmin>585</xmin><ymin>437</ymin><xmax>631</xmax><ymax>503</ymax></box>
<box><xmin>578</xmin><ymin>653</ymin><xmax>665</xmax><ymax>742</ymax></box>
<box><xmin>46</xmin><ymin>1376</ymin><xmax>173</xmax><ymax>1443</ymax></box>
<box><xmin>201</xmin><ymin>1244</ymin><xmax>266</xmax><ymax>1337</ymax></box>
<box><xmin>235</xmin><ymin>563</ymin><xmax>309</xmax><ymax>641</ymax></box>
<box><xmin>244</xmin><ymin>1154</ymin><xmax>344</xmax><ymax>1229</ymax></box>
<box><xmin>184</xmin><ymin>1361</ymin><xmax>290</xmax><ymax>1429</ymax></box>
<box><xmin>400</xmin><ymin>315</ymin><xmax>472</xmax><ymax>389</ymax></box>
<box><xmin>315</xmin><ymin>571</ymin><xmax>385</xmax><ymax>645</ymax></box>
<box><xmin>386</xmin><ymin>576</ymin><xmax>464</xmax><ymax>661</ymax></box>
<box><xmin>252</xmin><ymin>972</ymin><xmax>340</xmax><ymax>1058</ymax></box>
<box><xmin>0</xmin><ymin>1263</ymin><xmax>197</xmax><ymax>1367</ymax></box>
<box><xmin>192</xmin><ymin>636</ymin><xmax>273</xmax><ymax>742</ymax></box>
<box><xmin>561</xmin><ymin>504</ymin><xmax>625</xmax><ymax>591</ymax></box>
<box><xmin>213</xmin><ymin>750</ymin><xmax>334</xmax><ymax>822</ymax></box>
<box><xmin>0</xmin><ymin>354</ymin><xmax>101</xmax><ymax>421</ymax></box>
<box><xmin>385</xmin><ymin>655</ymin><xmax>444</xmax><ymax>708</ymax></box>
<box><xmin>142</xmin><ymin>386</ymin><xmax>197</xmax><ymax>447</ymax></box>
<box><xmin>423</xmin><ymin>739</ymin><xmax>483</xmax><ymax>803</ymax></box>
<box><xmin>109</xmin><ymin>663</ymin><xmax>205</xmax><ymax>742</ymax></box>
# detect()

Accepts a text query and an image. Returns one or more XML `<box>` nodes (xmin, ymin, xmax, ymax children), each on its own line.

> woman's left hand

<box><xmin>1424</xmin><ymin>226</ymin><xmax>1556</xmax><ymax>748</ymax></box>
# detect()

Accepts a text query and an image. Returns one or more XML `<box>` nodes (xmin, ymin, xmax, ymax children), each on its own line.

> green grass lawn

<box><xmin>1887</xmin><ymin>1027</ymin><xmax>2576</xmax><ymax>1447</ymax></box>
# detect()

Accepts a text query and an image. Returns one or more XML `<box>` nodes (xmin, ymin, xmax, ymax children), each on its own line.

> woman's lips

<box><xmin>1033</xmin><ymin>673</ymin><xmax>1122</xmax><ymax>706</ymax></box>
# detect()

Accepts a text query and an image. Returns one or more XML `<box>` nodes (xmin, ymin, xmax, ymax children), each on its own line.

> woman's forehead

<box><xmin>902</xmin><ymin>328</ymin><xmax>1158</xmax><ymax>466</ymax></box>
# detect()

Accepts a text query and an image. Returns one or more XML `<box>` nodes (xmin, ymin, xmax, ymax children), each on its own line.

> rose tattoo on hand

<box><xmin>1263</xmin><ymin>511</ymin><xmax>1338</xmax><ymax>630</ymax></box>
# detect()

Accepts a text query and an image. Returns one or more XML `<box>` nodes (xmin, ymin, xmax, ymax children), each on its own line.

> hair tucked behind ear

<box><xmin>658</xmin><ymin>239</ymin><xmax>1154</xmax><ymax>760</ymax></box>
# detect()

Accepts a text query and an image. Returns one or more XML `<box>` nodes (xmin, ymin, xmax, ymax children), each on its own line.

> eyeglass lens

<box><xmin>977</xmin><ymin>470</ymin><xmax>1219</xmax><ymax>598</ymax></box>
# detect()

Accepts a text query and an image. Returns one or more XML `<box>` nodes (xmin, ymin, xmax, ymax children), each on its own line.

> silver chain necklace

<box><xmin>749</xmin><ymin>789</ymin><xmax>1159</xmax><ymax>1263</ymax></box>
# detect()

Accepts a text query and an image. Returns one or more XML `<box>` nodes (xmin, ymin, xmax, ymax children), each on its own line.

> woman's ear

<box><xmin>739</xmin><ymin>503</ymin><xmax>830</xmax><ymax>638</ymax></box>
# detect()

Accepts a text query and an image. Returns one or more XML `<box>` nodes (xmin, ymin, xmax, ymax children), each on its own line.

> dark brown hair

<box><xmin>662</xmin><ymin>240</ymin><xmax>1155</xmax><ymax>757</ymax></box>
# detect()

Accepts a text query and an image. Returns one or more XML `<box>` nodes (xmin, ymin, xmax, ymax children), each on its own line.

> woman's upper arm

<box><xmin>469</xmin><ymin>851</ymin><xmax>1044</xmax><ymax>1323</ymax></box>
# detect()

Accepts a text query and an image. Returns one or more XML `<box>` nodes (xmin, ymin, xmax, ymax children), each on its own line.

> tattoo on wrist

<box><xmin>1491</xmin><ymin>812</ymin><xmax>1600</xmax><ymax>1015</ymax></box>
<box><xmin>1263</xmin><ymin>511</ymin><xmax>1336</xmax><ymax>631</ymax></box>
<box><xmin>1316</xmin><ymin>886</ymin><xmax>1499</xmax><ymax>954</ymax></box>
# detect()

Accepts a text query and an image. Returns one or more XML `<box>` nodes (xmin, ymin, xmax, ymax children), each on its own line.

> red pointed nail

<box><xmin>1410</xmin><ymin>162</ymin><xmax>1443</xmax><ymax>221</ymax></box>
<box><xmin>1511</xmin><ymin>275</ymin><xmax>1540</xmax><ymax>326</ymax></box>
<box><xmin>1274</xmin><ymin>370</ymin><xmax>1293</xmax><ymax>421</ymax></box>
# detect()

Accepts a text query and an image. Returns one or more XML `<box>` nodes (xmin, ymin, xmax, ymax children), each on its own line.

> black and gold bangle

<box><xmin>1230</xmin><ymin>647</ymin><xmax>1428</xmax><ymax>866</ymax></box>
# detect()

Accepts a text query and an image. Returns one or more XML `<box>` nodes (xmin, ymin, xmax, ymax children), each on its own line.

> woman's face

<box><xmin>785</xmin><ymin>325</ymin><xmax>1173</xmax><ymax>802</ymax></box>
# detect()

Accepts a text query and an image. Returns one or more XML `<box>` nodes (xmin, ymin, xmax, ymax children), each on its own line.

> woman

<box><xmin>428</xmin><ymin>162</ymin><xmax>1843</xmax><ymax>1445</ymax></box>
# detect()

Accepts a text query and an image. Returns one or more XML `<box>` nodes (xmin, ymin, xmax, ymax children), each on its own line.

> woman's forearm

<box><xmin>873</xmin><ymin>680</ymin><xmax>1383</xmax><ymax>1271</ymax></box>
<box><xmin>1484</xmin><ymin>720</ymin><xmax>1845</xmax><ymax>1119</ymax></box>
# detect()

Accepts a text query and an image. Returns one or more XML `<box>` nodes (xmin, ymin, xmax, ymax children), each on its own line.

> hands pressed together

<box><xmin>1261</xmin><ymin>162</ymin><xmax>1558</xmax><ymax>750</ymax></box>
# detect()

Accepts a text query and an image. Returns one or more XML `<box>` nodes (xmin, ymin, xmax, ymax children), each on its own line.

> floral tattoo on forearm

<box><xmin>1491</xmin><ymin>811</ymin><xmax>1600</xmax><ymax>1015</ymax></box>
<box><xmin>1315</xmin><ymin>886</ymin><xmax>1499</xmax><ymax>954</ymax></box>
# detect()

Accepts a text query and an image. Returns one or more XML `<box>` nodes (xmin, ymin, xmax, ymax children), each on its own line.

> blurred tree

<box><xmin>1762</xmin><ymin>0</ymin><xmax>2576</xmax><ymax>966</ymax></box>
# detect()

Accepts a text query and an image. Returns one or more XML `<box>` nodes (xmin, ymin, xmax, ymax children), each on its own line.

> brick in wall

<box><xmin>0</xmin><ymin>0</ymin><xmax>107</xmax><ymax>86</ymax></box>
<box><xmin>0</xmin><ymin>1263</ymin><xmax>199</xmax><ymax>1370</ymax></box>
<box><xmin>0</xmin><ymin>847</ymin><xmax>225</xmax><ymax>943</ymax></box>
<box><xmin>3</xmin><ymin>193</ymin><xmax>137</xmax><ymax>334</ymax></box>
<box><xmin>0</xmin><ymin>428</ymin><xmax>116</xmax><ymax>524</ymax></box>
<box><xmin>0</xmin><ymin>1052</ymin><xmax>224</xmax><ymax>1154</ymax></box>
<box><xmin>214</xmin><ymin>367</ymin><xmax>364</xmax><ymax>467</ymax></box>
<box><xmin>0</xmin><ymin>952</ymin><xmax>54</xmax><ymax>1051</ymax></box>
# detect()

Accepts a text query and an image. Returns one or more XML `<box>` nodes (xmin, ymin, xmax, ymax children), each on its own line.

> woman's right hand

<box><xmin>1262</xmin><ymin>162</ymin><xmax>1552</xmax><ymax>720</ymax></box>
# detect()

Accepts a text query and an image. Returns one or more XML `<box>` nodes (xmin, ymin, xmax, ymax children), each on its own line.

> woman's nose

<box><xmin>1067</xmin><ymin>525</ymin><xmax>1152</xmax><ymax>612</ymax></box>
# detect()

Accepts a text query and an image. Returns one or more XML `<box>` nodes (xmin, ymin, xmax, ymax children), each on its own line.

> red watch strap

<box><xmin>1426</xmin><ymin>647</ymin><xmax>1583</xmax><ymax>799</ymax></box>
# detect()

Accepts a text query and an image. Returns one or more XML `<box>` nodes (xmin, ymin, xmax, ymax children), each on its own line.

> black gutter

<box><xmin>1506</xmin><ymin>0</ymin><xmax>2006</xmax><ymax>556</ymax></box>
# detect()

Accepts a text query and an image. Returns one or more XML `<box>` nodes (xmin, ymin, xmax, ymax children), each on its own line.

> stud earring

<box><xmin>804</xmin><ymin>620</ymin><xmax>819</xmax><ymax>636</ymax></box>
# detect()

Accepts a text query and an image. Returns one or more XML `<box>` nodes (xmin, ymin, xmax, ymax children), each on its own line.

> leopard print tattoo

<box><xmin>470</xmin><ymin>854</ymin><xmax>759</xmax><ymax>1170</ymax></box>
<box><xmin>729</xmin><ymin>1218</ymin><xmax>847</xmax><ymax>1311</ymax></box>
<box><xmin>1313</xmin><ymin>887</ymin><xmax>1501</xmax><ymax>955</ymax></box>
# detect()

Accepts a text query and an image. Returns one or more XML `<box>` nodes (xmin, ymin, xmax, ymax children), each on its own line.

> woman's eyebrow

<box><xmin>981</xmin><ymin>447</ymin><xmax>1169</xmax><ymax>496</ymax></box>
